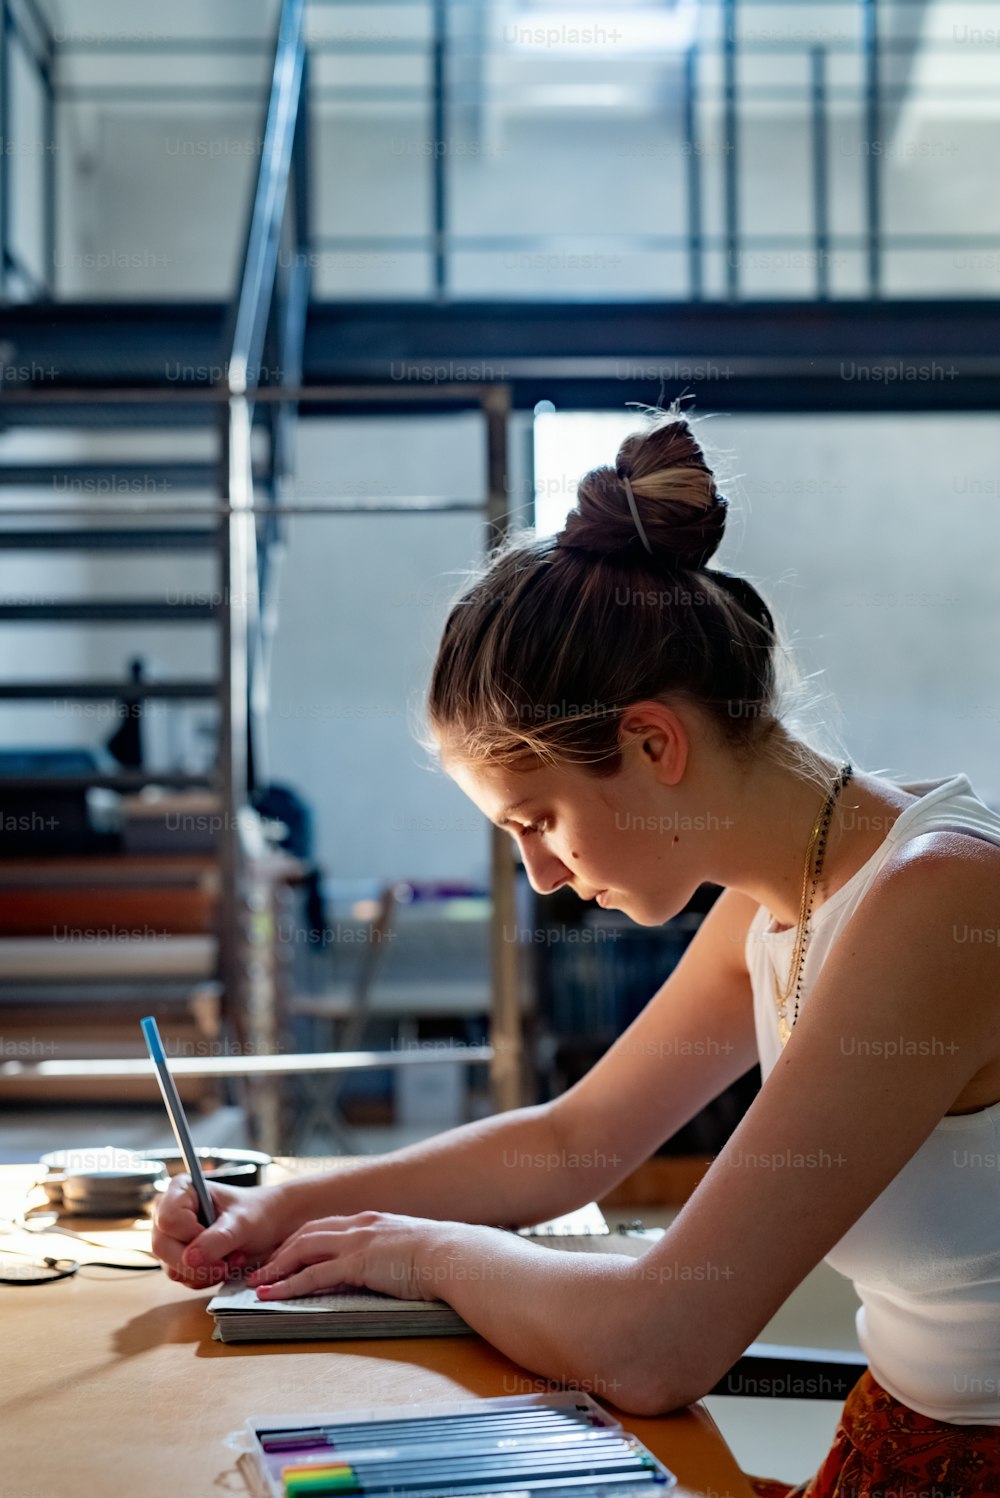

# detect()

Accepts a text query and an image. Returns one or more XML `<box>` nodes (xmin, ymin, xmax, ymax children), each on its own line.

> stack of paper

<box><xmin>210</xmin><ymin>1284</ymin><xmax>473</xmax><ymax>1341</ymax></box>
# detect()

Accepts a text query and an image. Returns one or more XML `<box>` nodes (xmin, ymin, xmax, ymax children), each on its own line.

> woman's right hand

<box><xmin>151</xmin><ymin>1175</ymin><xmax>300</xmax><ymax>1290</ymax></box>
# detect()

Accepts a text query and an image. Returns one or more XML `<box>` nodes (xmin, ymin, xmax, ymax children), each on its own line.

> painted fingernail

<box><xmin>185</xmin><ymin>1247</ymin><xmax>203</xmax><ymax>1268</ymax></box>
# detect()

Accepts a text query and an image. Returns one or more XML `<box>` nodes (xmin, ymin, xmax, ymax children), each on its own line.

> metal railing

<box><xmin>0</xmin><ymin>0</ymin><xmax>54</xmax><ymax>299</ymax></box>
<box><xmin>217</xmin><ymin>0</ymin><xmax>310</xmax><ymax>1030</ymax></box>
<box><xmin>3</xmin><ymin>0</ymin><xmax>1000</xmax><ymax>304</ymax></box>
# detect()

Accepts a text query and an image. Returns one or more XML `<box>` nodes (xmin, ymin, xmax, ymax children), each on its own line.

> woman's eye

<box><xmin>521</xmin><ymin>819</ymin><xmax>548</xmax><ymax>837</ymax></box>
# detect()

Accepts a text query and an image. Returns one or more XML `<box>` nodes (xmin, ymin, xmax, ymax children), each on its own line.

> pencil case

<box><xmin>234</xmin><ymin>1390</ymin><xmax>678</xmax><ymax>1497</ymax></box>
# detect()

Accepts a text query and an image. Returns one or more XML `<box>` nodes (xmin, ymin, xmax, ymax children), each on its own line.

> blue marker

<box><xmin>141</xmin><ymin>1015</ymin><xmax>217</xmax><ymax>1227</ymax></box>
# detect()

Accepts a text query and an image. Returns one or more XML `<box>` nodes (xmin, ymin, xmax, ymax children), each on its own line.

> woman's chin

<box><xmin>596</xmin><ymin>891</ymin><xmax>676</xmax><ymax>927</ymax></box>
<box><xmin>628</xmin><ymin>898</ymin><xmax>682</xmax><ymax>927</ymax></box>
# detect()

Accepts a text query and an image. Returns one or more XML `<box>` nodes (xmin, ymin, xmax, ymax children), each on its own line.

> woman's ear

<box><xmin>619</xmin><ymin>700</ymin><xmax>689</xmax><ymax>786</ymax></box>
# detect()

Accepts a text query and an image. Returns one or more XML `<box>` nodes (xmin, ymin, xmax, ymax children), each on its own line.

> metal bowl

<box><xmin>39</xmin><ymin>1146</ymin><xmax>169</xmax><ymax>1209</ymax></box>
<box><xmin>140</xmin><ymin>1146</ymin><xmax>271</xmax><ymax>1188</ymax></box>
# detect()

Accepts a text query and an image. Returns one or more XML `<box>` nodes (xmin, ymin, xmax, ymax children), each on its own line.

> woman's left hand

<box><xmin>246</xmin><ymin>1209</ymin><xmax>465</xmax><ymax>1302</ymax></box>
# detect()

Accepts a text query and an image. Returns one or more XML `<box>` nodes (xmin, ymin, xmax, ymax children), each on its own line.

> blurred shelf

<box><xmin>291</xmin><ymin>979</ymin><xmax>495</xmax><ymax>1019</ymax></box>
<box><xmin>0</xmin><ymin>935</ymin><xmax>216</xmax><ymax>981</ymax></box>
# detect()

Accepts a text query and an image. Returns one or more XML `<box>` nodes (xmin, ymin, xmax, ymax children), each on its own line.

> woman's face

<box><xmin>442</xmin><ymin>735</ymin><xmax>700</xmax><ymax>926</ymax></box>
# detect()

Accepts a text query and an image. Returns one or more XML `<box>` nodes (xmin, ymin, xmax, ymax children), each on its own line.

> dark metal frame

<box><xmin>0</xmin><ymin>0</ymin><xmax>55</xmax><ymax>299</ymax></box>
<box><xmin>296</xmin><ymin>299</ymin><xmax>1000</xmax><ymax>414</ymax></box>
<box><xmin>863</xmin><ymin>0</ymin><xmax>882</xmax><ymax>299</ymax></box>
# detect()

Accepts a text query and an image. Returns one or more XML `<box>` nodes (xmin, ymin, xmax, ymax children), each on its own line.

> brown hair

<box><xmin>423</xmin><ymin>406</ymin><xmax>821</xmax><ymax>782</ymax></box>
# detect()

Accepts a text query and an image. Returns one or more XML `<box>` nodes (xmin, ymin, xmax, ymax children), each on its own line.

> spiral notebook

<box><xmin>207</xmin><ymin>1204</ymin><xmax>662</xmax><ymax>1343</ymax></box>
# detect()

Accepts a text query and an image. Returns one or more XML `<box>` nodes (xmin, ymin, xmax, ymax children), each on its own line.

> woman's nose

<box><xmin>518</xmin><ymin>841</ymin><xmax>572</xmax><ymax>897</ymax></box>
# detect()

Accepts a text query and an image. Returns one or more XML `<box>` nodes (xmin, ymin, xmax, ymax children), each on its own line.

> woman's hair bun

<box><xmin>557</xmin><ymin>407</ymin><xmax>727</xmax><ymax>571</ymax></box>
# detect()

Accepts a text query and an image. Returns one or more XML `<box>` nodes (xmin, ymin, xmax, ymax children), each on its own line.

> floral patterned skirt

<box><xmin>746</xmin><ymin>1368</ymin><xmax>1000</xmax><ymax>1498</ymax></box>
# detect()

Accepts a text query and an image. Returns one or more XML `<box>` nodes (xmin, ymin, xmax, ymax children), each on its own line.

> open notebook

<box><xmin>207</xmin><ymin>1204</ymin><xmax>663</xmax><ymax>1343</ymax></box>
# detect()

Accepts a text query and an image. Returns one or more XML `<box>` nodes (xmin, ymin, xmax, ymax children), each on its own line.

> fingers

<box><xmin>151</xmin><ymin>1177</ymin><xmax>237</xmax><ymax>1288</ymax></box>
<box><xmin>182</xmin><ymin>1206</ymin><xmax>243</xmax><ymax>1268</ymax></box>
<box><xmin>249</xmin><ymin>1229</ymin><xmax>357</xmax><ymax>1289</ymax></box>
<box><xmin>248</xmin><ymin>1234</ymin><xmax>329</xmax><ymax>1288</ymax></box>
<box><xmin>242</xmin><ymin>1214</ymin><xmax>429</xmax><ymax>1304</ymax></box>
<box><xmin>253</xmin><ymin>1258</ymin><xmax>360</xmax><ymax>1301</ymax></box>
<box><xmin>244</xmin><ymin>1214</ymin><xmax>383</xmax><ymax>1300</ymax></box>
<box><xmin>254</xmin><ymin>1212</ymin><xmax>376</xmax><ymax>1269</ymax></box>
<box><xmin>151</xmin><ymin>1178</ymin><xmax>204</xmax><ymax>1274</ymax></box>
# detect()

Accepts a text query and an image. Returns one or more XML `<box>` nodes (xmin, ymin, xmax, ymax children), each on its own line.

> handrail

<box><xmin>0</xmin><ymin>1047</ymin><xmax>494</xmax><ymax>1082</ymax></box>
<box><xmin>218</xmin><ymin>0</ymin><xmax>310</xmax><ymax>1036</ymax></box>
<box><xmin>227</xmin><ymin>0</ymin><xmax>307</xmax><ymax>397</ymax></box>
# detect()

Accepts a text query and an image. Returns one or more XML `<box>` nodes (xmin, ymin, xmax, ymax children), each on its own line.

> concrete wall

<box><xmin>49</xmin><ymin>109</ymin><xmax>1000</xmax><ymax>302</ymax></box>
<box><xmin>229</xmin><ymin>408</ymin><xmax>1000</xmax><ymax>881</ymax></box>
<box><xmin>673</xmin><ymin>411</ymin><xmax>1000</xmax><ymax>803</ymax></box>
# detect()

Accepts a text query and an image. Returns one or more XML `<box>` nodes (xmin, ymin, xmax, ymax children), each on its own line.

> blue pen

<box><xmin>141</xmin><ymin>1015</ymin><xmax>217</xmax><ymax>1228</ymax></box>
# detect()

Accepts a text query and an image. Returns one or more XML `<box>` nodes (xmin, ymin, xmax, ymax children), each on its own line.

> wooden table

<box><xmin>0</xmin><ymin>1163</ymin><xmax>755</xmax><ymax>1498</ymax></box>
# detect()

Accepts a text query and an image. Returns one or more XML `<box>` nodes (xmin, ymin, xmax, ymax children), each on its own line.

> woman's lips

<box><xmin>595</xmin><ymin>889</ymin><xmax>609</xmax><ymax>906</ymax></box>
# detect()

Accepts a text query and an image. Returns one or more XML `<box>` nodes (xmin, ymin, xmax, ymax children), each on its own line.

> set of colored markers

<box><xmin>246</xmin><ymin>1392</ymin><xmax>677</xmax><ymax>1496</ymax></box>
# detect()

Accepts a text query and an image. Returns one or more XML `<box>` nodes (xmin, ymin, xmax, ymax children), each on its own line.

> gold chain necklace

<box><xmin>773</xmin><ymin>762</ymin><xmax>853</xmax><ymax>1045</ymax></box>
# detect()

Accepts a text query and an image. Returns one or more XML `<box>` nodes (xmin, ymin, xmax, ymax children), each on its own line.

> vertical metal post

<box><xmin>431</xmin><ymin>0</ymin><xmax>448</xmax><ymax>300</ymax></box>
<box><xmin>43</xmin><ymin>42</ymin><xmax>54</xmax><ymax>297</ymax></box>
<box><xmin>811</xmin><ymin>47</ymin><xmax>830</xmax><ymax>302</ymax></box>
<box><xmin>522</xmin><ymin>415</ymin><xmax>536</xmax><ymax>531</ymax></box>
<box><xmin>0</xmin><ymin>0</ymin><xmax>10</xmax><ymax>297</ymax></box>
<box><xmin>863</xmin><ymin>0</ymin><xmax>881</xmax><ymax>299</ymax></box>
<box><xmin>683</xmin><ymin>47</ymin><xmax>703</xmax><ymax>302</ymax></box>
<box><xmin>292</xmin><ymin>48</ymin><xmax>311</xmax><ymax>269</ymax></box>
<box><xmin>722</xmin><ymin>0</ymin><xmax>739</xmax><ymax>301</ymax></box>
<box><xmin>467</xmin><ymin>0</ymin><xmax>485</xmax><ymax>148</ymax></box>
<box><xmin>483</xmin><ymin>385</ymin><xmax>521</xmax><ymax>1112</ymax></box>
<box><xmin>218</xmin><ymin>400</ymin><xmax>250</xmax><ymax>1046</ymax></box>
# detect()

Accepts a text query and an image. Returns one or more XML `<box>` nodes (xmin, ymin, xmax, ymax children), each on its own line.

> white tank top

<box><xmin>745</xmin><ymin>772</ymin><xmax>1000</xmax><ymax>1424</ymax></box>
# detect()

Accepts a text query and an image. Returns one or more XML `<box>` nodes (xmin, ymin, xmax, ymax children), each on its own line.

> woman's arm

<box><xmin>161</xmin><ymin>885</ymin><xmax>761</xmax><ymax>1278</ymax></box>
<box><xmin>266</xmin><ymin>884</ymin><xmax>761</xmax><ymax>1229</ymax></box>
<box><xmin>166</xmin><ymin>1103</ymin><xmax>571</xmax><ymax>1275</ymax></box>
<box><xmin>252</xmin><ymin>834</ymin><xmax>1000</xmax><ymax>1414</ymax></box>
<box><xmin>277</xmin><ymin>1102</ymin><xmax>590</xmax><ymax>1230</ymax></box>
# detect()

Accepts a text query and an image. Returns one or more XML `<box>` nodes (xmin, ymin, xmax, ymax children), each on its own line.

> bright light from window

<box><xmin>506</xmin><ymin>2</ymin><xmax>699</xmax><ymax>56</ymax></box>
<box><xmin>516</xmin><ymin>84</ymin><xmax>634</xmax><ymax>108</ymax></box>
<box><xmin>533</xmin><ymin>409</ymin><xmax>649</xmax><ymax>537</ymax></box>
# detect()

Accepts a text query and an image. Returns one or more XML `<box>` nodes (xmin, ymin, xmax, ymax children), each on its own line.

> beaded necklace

<box><xmin>773</xmin><ymin>762</ymin><xmax>854</xmax><ymax>1045</ymax></box>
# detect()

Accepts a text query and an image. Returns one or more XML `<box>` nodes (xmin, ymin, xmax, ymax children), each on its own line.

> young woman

<box><xmin>153</xmin><ymin>410</ymin><xmax>1000</xmax><ymax>1495</ymax></box>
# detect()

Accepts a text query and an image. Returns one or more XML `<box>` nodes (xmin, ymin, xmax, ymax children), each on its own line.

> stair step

<box><xmin>0</xmin><ymin>399</ymin><xmax>221</xmax><ymax>429</ymax></box>
<box><xmin>0</xmin><ymin>600</ymin><xmax>219</xmax><ymax>622</ymax></box>
<box><xmin>0</xmin><ymin>680</ymin><xmax>218</xmax><ymax>700</ymax></box>
<box><xmin>0</xmin><ymin>980</ymin><xmax>223</xmax><ymax>1005</ymax></box>
<box><xmin>0</xmin><ymin>299</ymin><xmax>228</xmax><ymax>386</ymax></box>
<box><xmin>0</xmin><ymin>461</ymin><xmax>230</xmax><ymax>489</ymax></box>
<box><xmin>0</xmin><ymin>935</ymin><xmax>216</xmax><ymax>981</ymax></box>
<box><xmin>0</xmin><ymin>527</ymin><xmax>220</xmax><ymax>551</ymax></box>
<box><xmin>0</xmin><ymin>771</ymin><xmax>219</xmax><ymax>791</ymax></box>
<box><xmin>0</xmin><ymin>853</ymin><xmax>219</xmax><ymax>883</ymax></box>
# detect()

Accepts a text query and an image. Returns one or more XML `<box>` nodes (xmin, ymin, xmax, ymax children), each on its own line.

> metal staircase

<box><xmin>0</xmin><ymin>0</ymin><xmax>311</xmax><ymax>1069</ymax></box>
